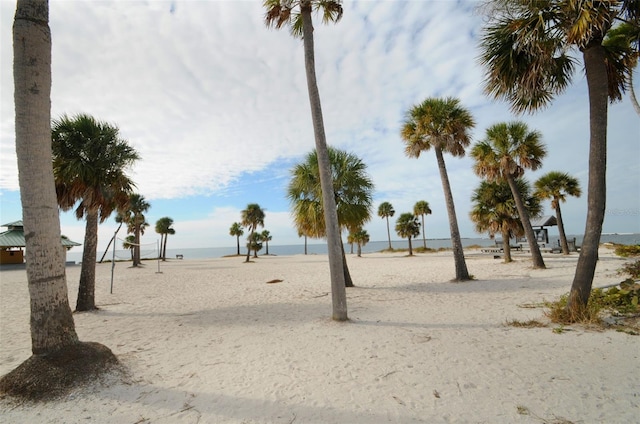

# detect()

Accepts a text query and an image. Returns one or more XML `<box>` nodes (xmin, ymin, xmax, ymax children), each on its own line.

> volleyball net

<box><xmin>113</xmin><ymin>238</ymin><xmax>159</xmax><ymax>261</ymax></box>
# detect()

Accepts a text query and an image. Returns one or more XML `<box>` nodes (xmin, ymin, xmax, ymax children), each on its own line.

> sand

<box><xmin>0</xmin><ymin>248</ymin><xmax>638</xmax><ymax>423</ymax></box>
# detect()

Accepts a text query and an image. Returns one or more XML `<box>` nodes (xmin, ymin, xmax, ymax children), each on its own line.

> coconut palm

<box><xmin>395</xmin><ymin>213</ymin><xmax>421</xmax><ymax>256</ymax></box>
<box><xmin>121</xmin><ymin>194</ymin><xmax>150</xmax><ymax>267</ymax></box>
<box><xmin>155</xmin><ymin>217</ymin><xmax>175</xmax><ymax>261</ymax></box>
<box><xmin>287</xmin><ymin>147</ymin><xmax>374</xmax><ymax>287</ymax></box>
<box><xmin>241</xmin><ymin>203</ymin><xmax>265</xmax><ymax>262</ymax></box>
<box><xmin>1</xmin><ymin>0</ymin><xmax>117</xmax><ymax>398</ymax></box>
<box><xmin>52</xmin><ymin>113</ymin><xmax>138</xmax><ymax>311</ymax></box>
<box><xmin>401</xmin><ymin>97</ymin><xmax>474</xmax><ymax>281</ymax></box>
<box><xmin>413</xmin><ymin>200</ymin><xmax>432</xmax><ymax>249</ymax></box>
<box><xmin>261</xmin><ymin>230</ymin><xmax>272</xmax><ymax>255</ymax></box>
<box><xmin>350</xmin><ymin>228</ymin><xmax>370</xmax><ymax>257</ymax></box>
<box><xmin>229</xmin><ymin>222</ymin><xmax>244</xmax><ymax>255</ymax></box>
<box><xmin>471</xmin><ymin>121</ymin><xmax>547</xmax><ymax>269</ymax></box>
<box><xmin>264</xmin><ymin>0</ymin><xmax>347</xmax><ymax>321</ymax></box>
<box><xmin>377</xmin><ymin>202</ymin><xmax>395</xmax><ymax>250</ymax></box>
<box><xmin>478</xmin><ymin>0</ymin><xmax>639</xmax><ymax>311</ymax></box>
<box><xmin>471</xmin><ymin>178</ymin><xmax>542</xmax><ymax>263</ymax></box>
<box><xmin>534</xmin><ymin>172</ymin><xmax>582</xmax><ymax>255</ymax></box>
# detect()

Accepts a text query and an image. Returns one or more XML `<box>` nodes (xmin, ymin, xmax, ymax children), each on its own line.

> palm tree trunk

<box><xmin>236</xmin><ymin>235</ymin><xmax>240</xmax><ymax>256</ymax></box>
<box><xmin>99</xmin><ymin>222</ymin><xmax>122</xmax><ymax>263</ymax></box>
<box><xmin>340</xmin><ymin>241</ymin><xmax>354</xmax><ymax>287</ymax></box>
<box><xmin>629</xmin><ymin>69</ymin><xmax>640</xmax><ymax>118</ymax></box>
<box><xmin>301</xmin><ymin>1</ymin><xmax>347</xmax><ymax>320</ymax></box>
<box><xmin>245</xmin><ymin>228</ymin><xmax>253</xmax><ymax>262</ymax></box>
<box><xmin>408</xmin><ymin>237</ymin><xmax>413</xmax><ymax>256</ymax></box>
<box><xmin>357</xmin><ymin>243</ymin><xmax>362</xmax><ymax>257</ymax></box>
<box><xmin>13</xmin><ymin>0</ymin><xmax>79</xmax><ymax>353</ymax></box>
<box><xmin>386</xmin><ymin>217</ymin><xmax>392</xmax><ymax>250</ymax></box>
<box><xmin>568</xmin><ymin>42</ymin><xmax>609</xmax><ymax>311</ymax></box>
<box><xmin>162</xmin><ymin>233</ymin><xmax>168</xmax><ymax>261</ymax></box>
<box><xmin>76</xmin><ymin>210</ymin><xmax>99</xmax><ymax>311</ymax></box>
<box><xmin>555</xmin><ymin>201</ymin><xmax>570</xmax><ymax>255</ymax></box>
<box><xmin>421</xmin><ymin>215</ymin><xmax>426</xmax><ymax>249</ymax></box>
<box><xmin>434</xmin><ymin>147</ymin><xmax>470</xmax><ymax>281</ymax></box>
<box><xmin>133</xmin><ymin>225</ymin><xmax>141</xmax><ymax>266</ymax></box>
<box><xmin>304</xmin><ymin>235</ymin><xmax>308</xmax><ymax>255</ymax></box>
<box><xmin>506</xmin><ymin>175</ymin><xmax>545</xmax><ymax>268</ymax></box>
<box><xmin>501</xmin><ymin>230</ymin><xmax>512</xmax><ymax>263</ymax></box>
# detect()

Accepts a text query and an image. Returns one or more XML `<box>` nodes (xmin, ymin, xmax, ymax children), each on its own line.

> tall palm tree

<box><xmin>229</xmin><ymin>222</ymin><xmax>244</xmax><ymax>255</ymax></box>
<box><xmin>241</xmin><ymin>203</ymin><xmax>265</xmax><ymax>263</ymax></box>
<box><xmin>534</xmin><ymin>171</ymin><xmax>582</xmax><ymax>255</ymax></box>
<box><xmin>377</xmin><ymin>202</ymin><xmax>395</xmax><ymax>250</ymax></box>
<box><xmin>471</xmin><ymin>121</ymin><xmax>547</xmax><ymax>269</ymax></box>
<box><xmin>155</xmin><ymin>217</ymin><xmax>175</xmax><ymax>261</ymax></box>
<box><xmin>1</xmin><ymin>0</ymin><xmax>117</xmax><ymax>398</ymax></box>
<box><xmin>401</xmin><ymin>97</ymin><xmax>474</xmax><ymax>281</ymax></box>
<box><xmin>350</xmin><ymin>228</ymin><xmax>370</xmax><ymax>257</ymax></box>
<box><xmin>471</xmin><ymin>178</ymin><xmax>542</xmax><ymax>263</ymax></box>
<box><xmin>52</xmin><ymin>114</ymin><xmax>138</xmax><ymax>311</ymax></box>
<box><xmin>264</xmin><ymin>0</ymin><xmax>347</xmax><ymax>321</ymax></box>
<box><xmin>287</xmin><ymin>147</ymin><xmax>374</xmax><ymax>287</ymax></box>
<box><xmin>261</xmin><ymin>230</ymin><xmax>272</xmax><ymax>255</ymax></box>
<box><xmin>122</xmin><ymin>194</ymin><xmax>150</xmax><ymax>267</ymax></box>
<box><xmin>478</xmin><ymin>0</ymin><xmax>639</xmax><ymax>311</ymax></box>
<box><xmin>413</xmin><ymin>200</ymin><xmax>432</xmax><ymax>249</ymax></box>
<box><xmin>395</xmin><ymin>213</ymin><xmax>421</xmax><ymax>256</ymax></box>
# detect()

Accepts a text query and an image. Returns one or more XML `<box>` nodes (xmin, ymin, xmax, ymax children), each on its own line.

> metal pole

<box><xmin>156</xmin><ymin>239</ymin><xmax>162</xmax><ymax>274</ymax></box>
<box><xmin>110</xmin><ymin>236</ymin><xmax>117</xmax><ymax>294</ymax></box>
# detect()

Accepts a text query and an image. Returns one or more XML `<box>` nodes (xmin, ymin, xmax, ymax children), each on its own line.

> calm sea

<box><xmin>70</xmin><ymin>233</ymin><xmax>640</xmax><ymax>263</ymax></box>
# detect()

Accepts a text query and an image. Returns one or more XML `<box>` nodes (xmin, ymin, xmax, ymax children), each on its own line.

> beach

<box><xmin>1</xmin><ymin>248</ymin><xmax>638</xmax><ymax>423</ymax></box>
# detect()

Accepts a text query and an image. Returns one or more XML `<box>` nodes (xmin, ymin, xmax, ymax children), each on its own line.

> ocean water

<box><xmin>72</xmin><ymin>233</ymin><xmax>640</xmax><ymax>263</ymax></box>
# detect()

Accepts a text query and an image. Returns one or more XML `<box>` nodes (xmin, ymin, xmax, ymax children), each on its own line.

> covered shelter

<box><xmin>0</xmin><ymin>220</ymin><xmax>81</xmax><ymax>264</ymax></box>
<box><xmin>517</xmin><ymin>215</ymin><xmax>557</xmax><ymax>246</ymax></box>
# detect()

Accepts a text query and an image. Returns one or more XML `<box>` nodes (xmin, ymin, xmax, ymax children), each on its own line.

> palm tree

<box><xmin>241</xmin><ymin>203</ymin><xmax>265</xmax><ymax>262</ymax></box>
<box><xmin>248</xmin><ymin>232</ymin><xmax>264</xmax><ymax>258</ymax></box>
<box><xmin>534</xmin><ymin>172</ymin><xmax>582</xmax><ymax>255</ymax></box>
<box><xmin>471</xmin><ymin>178</ymin><xmax>542</xmax><ymax>263</ymax></box>
<box><xmin>99</xmin><ymin>212</ymin><xmax>126</xmax><ymax>263</ymax></box>
<box><xmin>155</xmin><ymin>217</ymin><xmax>175</xmax><ymax>261</ymax></box>
<box><xmin>261</xmin><ymin>230</ymin><xmax>272</xmax><ymax>255</ymax></box>
<box><xmin>350</xmin><ymin>228</ymin><xmax>370</xmax><ymax>257</ymax></box>
<box><xmin>377</xmin><ymin>202</ymin><xmax>395</xmax><ymax>250</ymax></box>
<box><xmin>413</xmin><ymin>200</ymin><xmax>432</xmax><ymax>249</ymax></box>
<box><xmin>52</xmin><ymin>114</ymin><xmax>138</xmax><ymax>311</ymax></box>
<box><xmin>471</xmin><ymin>121</ymin><xmax>547</xmax><ymax>269</ymax></box>
<box><xmin>264</xmin><ymin>0</ymin><xmax>347</xmax><ymax>321</ymax></box>
<box><xmin>395</xmin><ymin>213</ymin><xmax>421</xmax><ymax>256</ymax></box>
<box><xmin>122</xmin><ymin>235</ymin><xmax>136</xmax><ymax>262</ymax></box>
<box><xmin>229</xmin><ymin>222</ymin><xmax>244</xmax><ymax>255</ymax></box>
<box><xmin>603</xmin><ymin>22</ymin><xmax>640</xmax><ymax>116</ymax></box>
<box><xmin>401</xmin><ymin>97</ymin><xmax>474</xmax><ymax>281</ymax></box>
<box><xmin>121</xmin><ymin>194</ymin><xmax>150</xmax><ymax>267</ymax></box>
<box><xmin>287</xmin><ymin>147</ymin><xmax>374</xmax><ymax>287</ymax></box>
<box><xmin>478</xmin><ymin>0</ymin><xmax>638</xmax><ymax>311</ymax></box>
<box><xmin>1</xmin><ymin>0</ymin><xmax>117</xmax><ymax>399</ymax></box>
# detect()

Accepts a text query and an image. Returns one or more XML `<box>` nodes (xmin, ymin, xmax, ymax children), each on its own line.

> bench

<box><xmin>176</xmin><ymin>254</ymin><xmax>183</xmax><ymax>259</ymax></box>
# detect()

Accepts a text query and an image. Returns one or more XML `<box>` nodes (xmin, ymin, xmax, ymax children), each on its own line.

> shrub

<box><xmin>613</xmin><ymin>244</ymin><xmax>640</xmax><ymax>257</ymax></box>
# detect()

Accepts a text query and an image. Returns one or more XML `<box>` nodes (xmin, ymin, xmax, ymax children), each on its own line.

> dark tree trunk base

<box><xmin>0</xmin><ymin>341</ymin><xmax>123</xmax><ymax>402</ymax></box>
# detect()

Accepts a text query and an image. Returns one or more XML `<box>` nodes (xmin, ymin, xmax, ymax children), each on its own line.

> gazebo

<box><xmin>516</xmin><ymin>215</ymin><xmax>558</xmax><ymax>246</ymax></box>
<box><xmin>0</xmin><ymin>220</ymin><xmax>81</xmax><ymax>264</ymax></box>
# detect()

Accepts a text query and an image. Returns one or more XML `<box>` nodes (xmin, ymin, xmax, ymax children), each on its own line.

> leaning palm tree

<box><xmin>471</xmin><ymin>178</ymin><xmax>542</xmax><ymax>263</ymax></box>
<box><xmin>155</xmin><ymin>217</ymin><xmax>175</xmax><ymax>261</ymax></box>
<box><xmin>229</xmin><ymin>222</ymin><xmax>244</xmax><ymax>256</ymax></box>
<box><xmin>377</xmin><ymin>202</ymin><xmax>395</xmax><ymax>250</ymax></box>
<box><xmin>478</xmin><ymin>0</ymin><xmax>638</xmax><ymax>312</ymax></box>
<box><xmin>261</xmin><ymin>230</ymin><xmax>272</xmax><ymax>255</ymax></box>
<box><xmin>121</xmin><ymin>194</ymin><xmax>150</xmax><ymax>267</ymax></box>
<box><xmin>471</xmin><ymin>121</ymin><xmax>547</xmax><ymax>269</ymax></box>
<box><xmin>395</xmin><ymin>213</ymin><xmax>421</xmax><ymax>256</ymax></box>
<box><xmin>401</xmin><ymin>97</ymin><xmax>474</xmax><ymax>281</ymax></box>
<box><xmin>52</xmin><ymin>113</ymin><xmax>139</xmax><ymax>311</ymax></box>
<box><xmin>241</xmin><ymin>203</ymin><xmax>265</xmax><ymax>262</ymax></box>
<box><xmin>0</xmin><ymin>0</ymin><xmax>118</xmax><ymax>399</ymax></box>
<box><xmin>264</xmin><ymin>0</ymin><xmax>347</xmax><ymax>321</ymax></box>
<box><xmin>534</xmin><ymin>171</ymin><xmax>582</xmax><ymax>255</ymax></box>
<box><xmin>413</xmin><ymin>200</ymin><xmax>432</xmax><ymax>249</ymax></box>
<box><xmin>287</xmin><ymin>147</ymin><xmax>374</xmax><ymax>287</ymax></box>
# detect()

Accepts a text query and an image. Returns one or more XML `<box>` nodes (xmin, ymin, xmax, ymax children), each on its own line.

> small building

<box><xmin>0</xmin><ymin>220</ymin><xmax>81</xmax><ymax>264</ymax></box>
<box><xmin>516</xmin><ymin>215</ymin><xmax>558</xmax><ymax>246</ymax></box>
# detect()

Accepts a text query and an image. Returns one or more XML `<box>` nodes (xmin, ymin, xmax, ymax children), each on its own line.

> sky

<box><xmin>1</xmin><ymin>0</ymin><xmax>639</xmax><ymax>254</ymax></box>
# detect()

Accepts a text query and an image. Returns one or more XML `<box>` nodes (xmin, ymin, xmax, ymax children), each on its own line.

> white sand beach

<box><xmin>1</xmin><ymin>248</ymin><xmax>638</xmax><ymax>423</ymax></box>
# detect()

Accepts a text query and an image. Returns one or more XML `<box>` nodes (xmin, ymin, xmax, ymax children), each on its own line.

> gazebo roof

<box><xmin>0</xmin><ymin>220</ymin><xmax>81</xmax><ymax>248</ymax></box>
<box><xmin>530</xmin><ymin>215</ymin><xmax>557</xmax><ymax>228</ymax></box>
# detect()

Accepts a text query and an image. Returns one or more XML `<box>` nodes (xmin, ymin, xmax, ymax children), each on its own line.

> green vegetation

<box><xmin>612</xmin><ymin>244</ymin><xmax>640</xmax><ymax>258</ymax></box>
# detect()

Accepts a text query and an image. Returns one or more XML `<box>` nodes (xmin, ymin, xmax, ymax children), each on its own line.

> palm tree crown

<box><xmin>395</xmin><ymin>213</ymin><xmax>420</xmax><ymax>256</ymax></box>
<box><xmin>264</xmin><ymin>0</ymin><xmax>343</xmax><ymax>38</ymax></box>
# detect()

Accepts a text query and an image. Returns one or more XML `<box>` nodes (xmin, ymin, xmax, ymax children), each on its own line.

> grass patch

<box><xmin>505</xmin><ymin>319</ymin><xmax>547</xmax><ymax>328</ymax></box>
<box><xmin>612</xmin><ymin>244</ymin><xmax>640</xmax><ymax>258</ymax></box>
